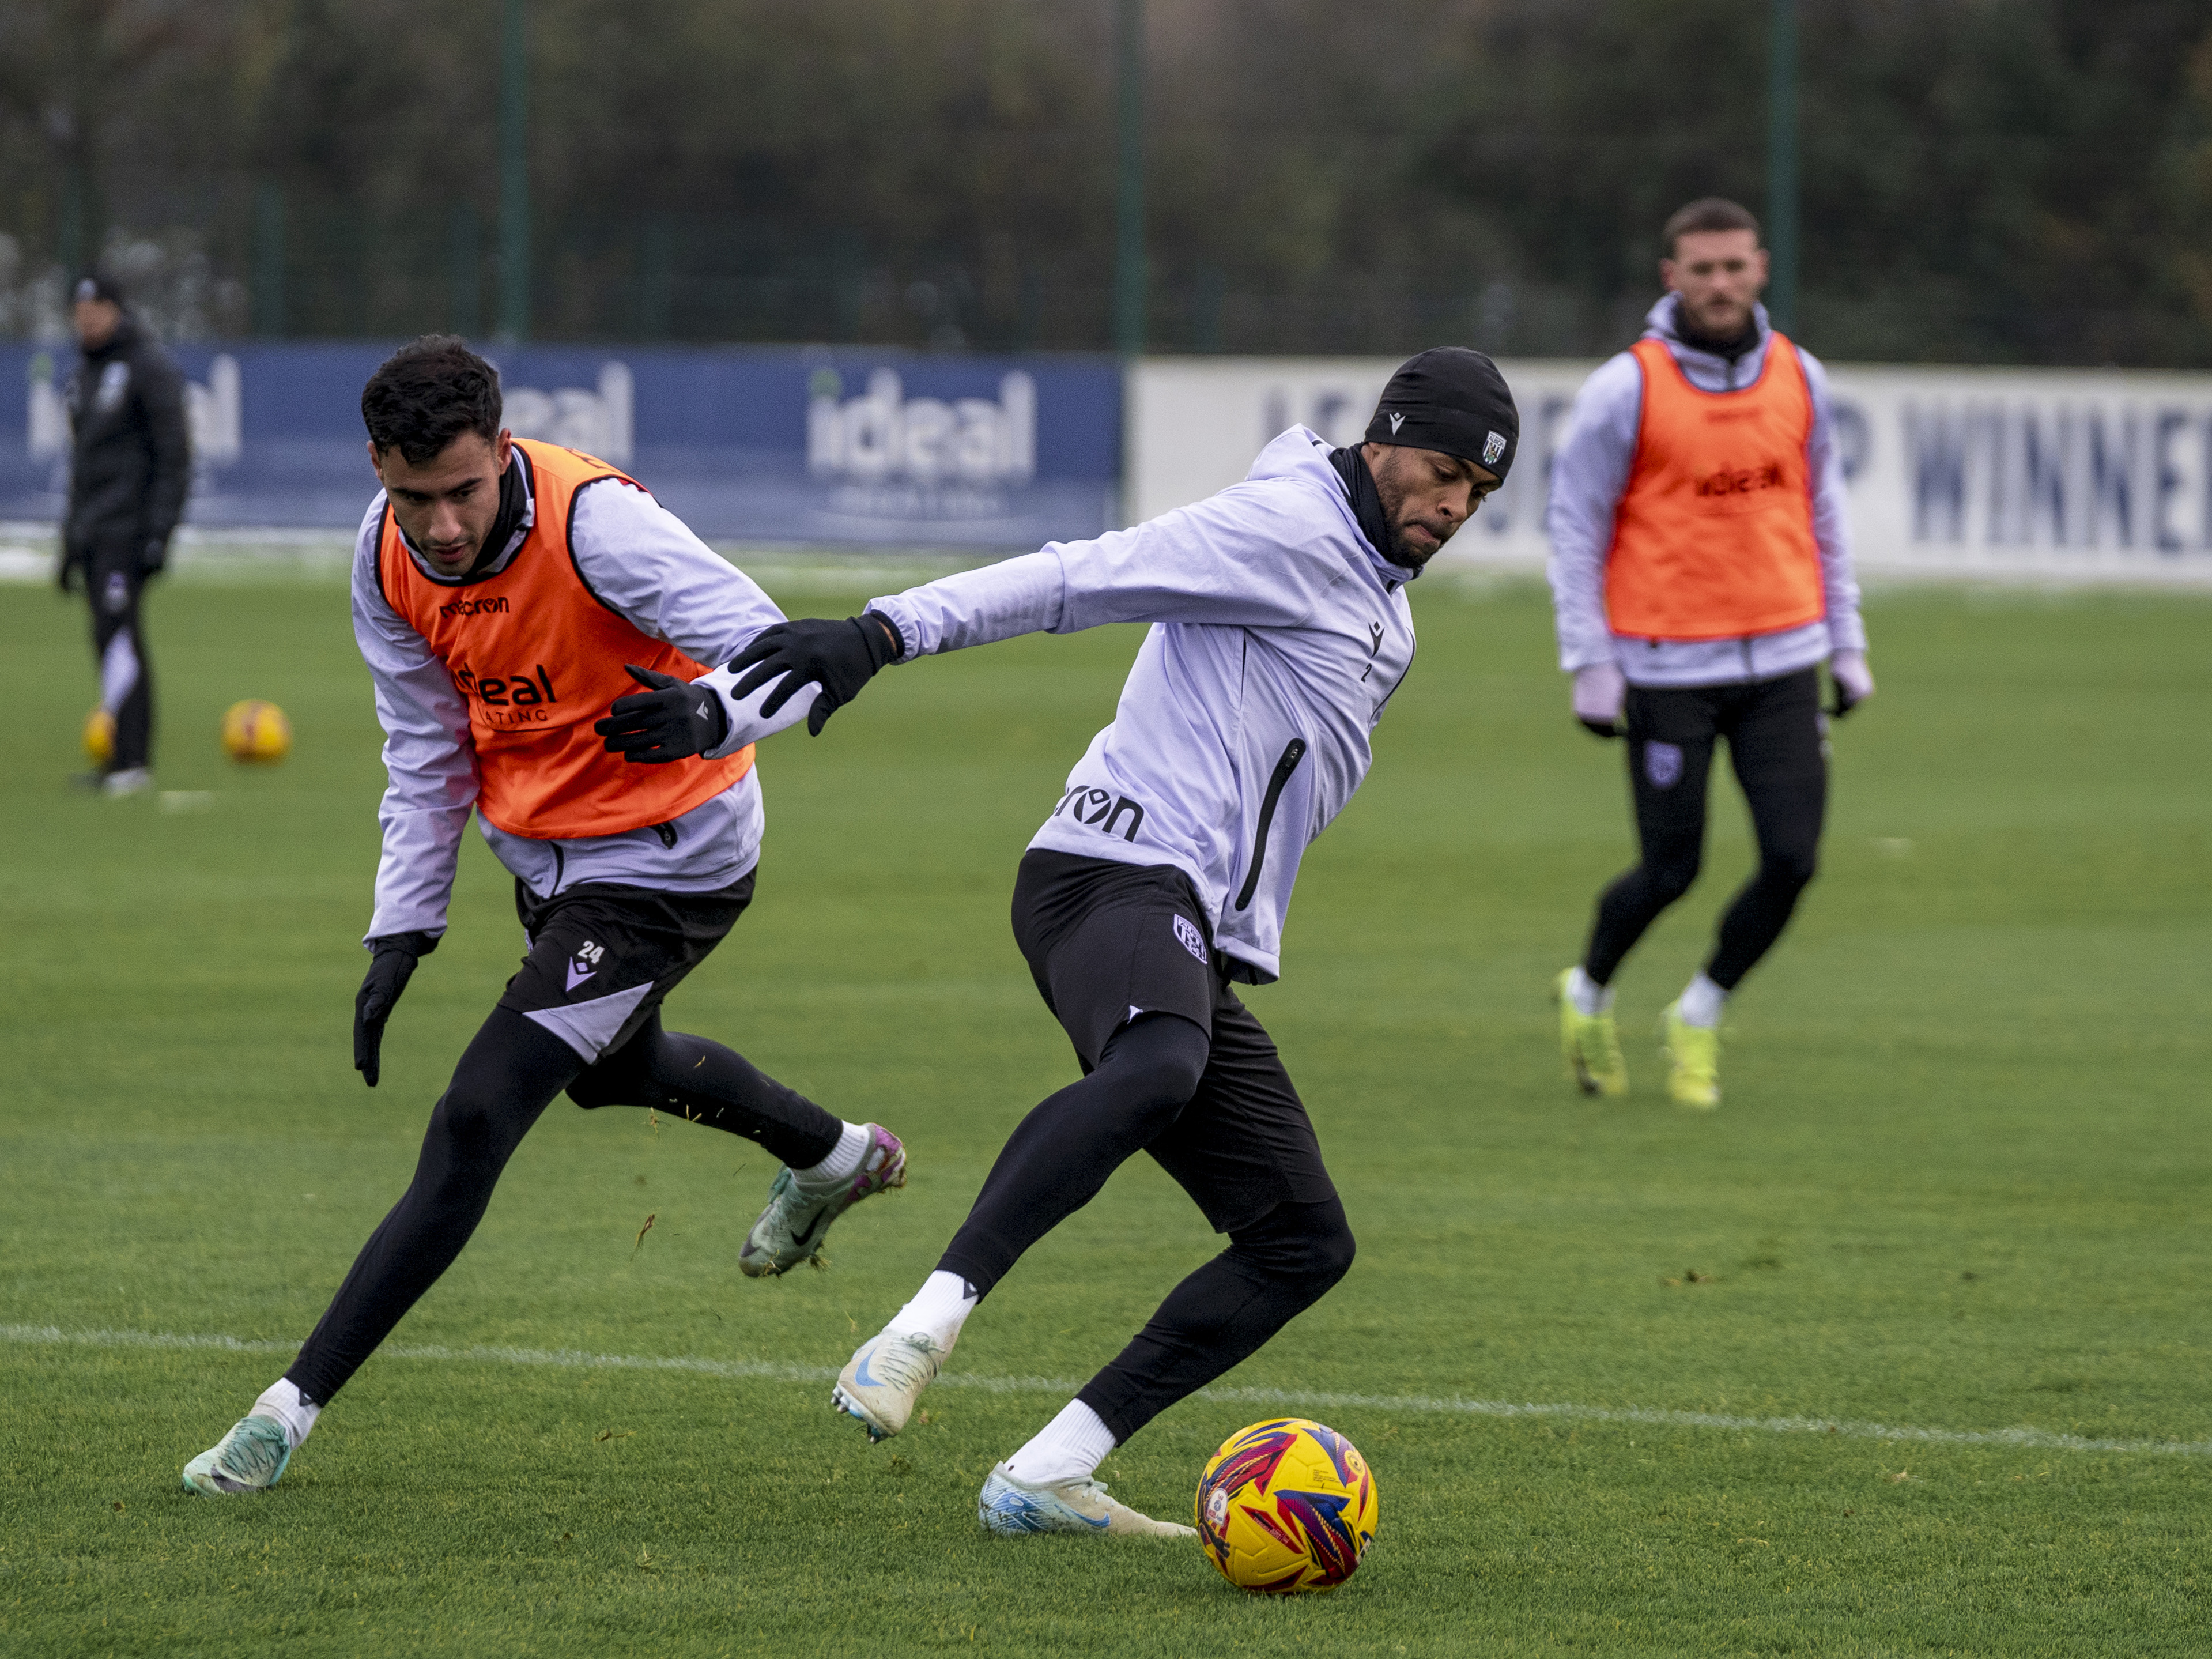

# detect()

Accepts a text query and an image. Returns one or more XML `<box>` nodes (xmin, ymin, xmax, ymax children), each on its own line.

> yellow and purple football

<box><xmin>83</xmin><ymin>706</ymin><xmax>115</xmax><ymax>764</ymax></box>
<box><xmin>1195</xmin><ymin>1417</ymin><xmax>1378</xmax><ymax>1593</ymax></box>
<box><xmin>221</xmin><ymin>699</ymin><xmax>292</xmax><ymax>764</ymax></box>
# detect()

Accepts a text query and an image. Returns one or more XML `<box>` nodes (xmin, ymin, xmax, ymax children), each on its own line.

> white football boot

<box><xmin>181</xmin><ymin>1415</ymin><xmax>292</xmax><ymax>1496</ymax></box>
<box><xmin>831</xmin><ymin>1327</ymin><xmax>948</xmax><ymax>1442</ymax></box>
<box><xmin>977</xmin><ymin>1463</ymin><xmax>1195</xmax><ymax>1537</ymax></box>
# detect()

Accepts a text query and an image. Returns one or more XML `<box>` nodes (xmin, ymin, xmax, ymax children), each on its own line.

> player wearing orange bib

<box><xmin>181</xmin><ymin>337</ymin><xmax>908</xmax><ymax>1496</ymax></box>
<box><xmin>1547</xmin><ymin>199</ymin><xmax>1873</xmax><ymax>1109</ymax></box>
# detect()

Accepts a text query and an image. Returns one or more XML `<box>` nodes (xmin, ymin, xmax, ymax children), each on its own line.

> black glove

<box><xmin>139</xmin><ymin>536</ymin><xmax>169</xmax><ymax>577</ymax></box>
<box><xmin>354</xmin><ymin>931</ymin><xmax>439</xmax><ymax>1088</ymax></box>
<box><xmin>56</xmin><ymin>549</ymin><xmax>83</xmax><ymax>595</ymax></box>
<box><xmin>727</xmin><ymin>613</ymin><xmax>903</xmax><ymax>737</ymax></box>
<box><xmin>594</xmin><ymin>664</ymin><xmax>729</xmax><ymax>763</ymax></box>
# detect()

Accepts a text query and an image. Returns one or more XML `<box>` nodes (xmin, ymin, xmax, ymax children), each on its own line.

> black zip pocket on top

<box><xmin>1235</xmin><ymin>738</ymin><xmax>1308</xmax><ymax>910</ymax></box>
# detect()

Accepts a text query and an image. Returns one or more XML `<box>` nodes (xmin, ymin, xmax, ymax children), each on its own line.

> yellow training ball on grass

<box><xmin>221</xmin><ymin>699</ymin><xmax>292</xmax><ymax>764</ymax></box>
<box><xmin>1195</xmin><ymin>1417</ymin><xmax>1379</xmax><ymax>1593</ymax></box>
<box><xmin>83</xmin><ymin>706</ymin><xmax>115</xmax><ymax>765</ymax></box>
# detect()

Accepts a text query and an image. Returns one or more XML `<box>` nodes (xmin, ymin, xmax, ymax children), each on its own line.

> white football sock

<box><xmin>792</xmin><ymin>1121</ymin><xmax>871</xmax><ymax>1193</ymax></box>
<box><xmin>1679</xmin><ymin>972</ymin><xmax>1726</xmax><ymax>1029</ymax></box>
<box><xmin>884</xmin><ymin>1269</ymin><xmax>978</xmax><ymax>1353</ymax></box>
<box><xmin>1568</xmin><ymin>966</ymin><xmax>1614</xmax><ymax>1017</ymax></box>
<box><xmin>1003</xmin><ymin>1399</ymin><xmax>1118</xmax><ymax>1488</ymax></box>
<box><xmin>254</xmin><ymin>1378</ymin><xmax>320</xmax><ymax>1452</ymax></box>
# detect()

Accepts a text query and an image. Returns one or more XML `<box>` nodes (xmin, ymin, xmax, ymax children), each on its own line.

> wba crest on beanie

<box><xmin>1365</xmin><ymin>348</ymin><xmax>1520</xmax><ymax>480</ymax></box>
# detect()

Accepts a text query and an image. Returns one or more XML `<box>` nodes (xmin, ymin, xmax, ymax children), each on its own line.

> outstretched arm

<box><xmin>727</xmin><ymin>472</ymin><xmax>1363</xmax><ymax>734</ymax></box>
<box><xmin>875</xmin><ymin>482</ymin><xmax>1356</xmax><ymax>657</ymax></box>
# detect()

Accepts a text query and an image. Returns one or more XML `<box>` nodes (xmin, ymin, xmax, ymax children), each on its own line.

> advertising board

<box><xmin>1</xmin><ymin>343</ymin><xmax>1122</xmax><ymax>548</ymax></box>
<box><xmin>12</xmin><ymin>337</ymin><xmax>2211</xmax><ymax>582</ymax></box>
<box><xmin>1127</xmin><ymin>355</ymin><xmax>2212</xmax><ymax>582</ymax></box>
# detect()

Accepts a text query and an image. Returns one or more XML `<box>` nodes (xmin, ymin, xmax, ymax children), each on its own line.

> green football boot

<box><xmin>182</xmin><ymin>1415</ymin><xmax>292</xmax><ymax>1496</ymax></box>
<box><xmin>1659</xmin><ymin>1002</ymin><xmax>1721</xmax><ymax>1110</ymax></box>
<box><xmin>740</xmin><ymin>1124</ymin><xmax>906</xmax><ymax>1277</ymax></box>
<box><xmin>1555</xmin><ymin>969</ymin><xmax>1628</xmax><ymax>1096</ymax></box>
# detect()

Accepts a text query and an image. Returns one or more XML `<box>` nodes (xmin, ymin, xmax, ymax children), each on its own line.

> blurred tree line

<box><xmin>1</xmin><ymin>0</ymin><xmax>2207</xmax><ymax>364</ymax></box>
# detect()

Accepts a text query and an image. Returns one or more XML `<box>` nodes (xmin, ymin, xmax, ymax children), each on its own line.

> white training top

<box><xmin>351</xmin><ymin>450</ymin><xmax>809</xmax><ymax>944</ymax></box>
<box><xmin>866</xmin><ymin>426</ymin><xmax>1423</xmax><ymax>985</ymax></box>
<box><xmin>1545</xmin><ymin>295</ymin><xmax>1868</xmax><ymax>688</ymax></box>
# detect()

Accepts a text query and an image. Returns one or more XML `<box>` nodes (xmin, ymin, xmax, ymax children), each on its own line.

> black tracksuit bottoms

<box><xmin>78</xmin><ymin>536</ymin><xmax>155</xmax><ymax>772</ymax></box>
<box><xmin>1584</xmin><ymin>666</ymin><xmax>1827</xmax><ymax>989</ymax></box>
<box><xmin>935</xmin><ymin>851</ymin><xmax>1356</xmax><ymax>1446</ymax></box>
<box><xmin>286</xmin><ymin>877</ymin><xmax>844</xmax><ymax>1406</ymax></box>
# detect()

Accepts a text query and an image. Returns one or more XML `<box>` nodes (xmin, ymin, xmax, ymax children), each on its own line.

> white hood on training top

<box><xmin>870</xmin><ymin>427</ymin><xmax>1421</xmax><ymax>982</ymax></box>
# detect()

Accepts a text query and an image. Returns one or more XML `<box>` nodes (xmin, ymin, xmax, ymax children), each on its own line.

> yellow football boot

<box><xmin>1555</xmin><ymin>969</ymin><xmax>1628</xmax><ymax>1096</ymax></box>
<box><xmin>1659</xmin><ymin>1002</ymin><xmax>1720</xmax><ymax>1110</ymax></box>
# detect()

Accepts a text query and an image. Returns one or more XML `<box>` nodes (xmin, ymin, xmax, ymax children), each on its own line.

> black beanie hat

<box><xmin>1364</xmin><ymin>347</ymin><xmax>1519</xmax><ymax>480</ymax></box>
<box><xmin>73</xmin><ymin>270</ymin><xmax>126</xmax><ymax>307</ymax></box>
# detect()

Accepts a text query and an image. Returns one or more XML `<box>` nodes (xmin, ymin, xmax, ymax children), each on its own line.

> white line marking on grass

<box><xmin>9</xmin><ymin>1322</ymin><xmax>2207</xmax><ymax>1458</ymax></box>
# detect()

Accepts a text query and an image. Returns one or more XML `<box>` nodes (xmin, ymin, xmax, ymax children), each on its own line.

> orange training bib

<box><xmin>1604</xmin><ymin>334</ymin><xmax>1824</xmax><ymax>641</ymax></box>
<box><xmin>376</xmin><ymin>439</ymin><xmax>753</xmax><ymax>840</ymax></box>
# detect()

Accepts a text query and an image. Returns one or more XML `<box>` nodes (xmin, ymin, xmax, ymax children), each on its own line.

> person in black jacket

<box><xmin>60</xmin><ymin>272</ymin><xmax>191</xmax><ymax>795</ymax></box>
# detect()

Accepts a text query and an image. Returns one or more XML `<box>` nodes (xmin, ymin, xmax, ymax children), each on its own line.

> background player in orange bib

<box><xmin>181</xmin><ymin>337</ymin><xmax>908</xmax><ymax>1496</ymax></box>
<box><xmin>1547</xmin><ymin>199</ymin><xmax>1873</xmax><ymax>1110</ymax></box>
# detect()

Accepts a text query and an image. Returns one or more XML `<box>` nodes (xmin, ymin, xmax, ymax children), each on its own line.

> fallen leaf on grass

<box><xmin>596</xmin><ymin>1429</ymin><xmax>636</xmax><ymax>1443</ymax></box>
<box><xmin>636</xmin><ymin>1545</ymin><xmax>656</xmax><ymax>1571</ymax></box>
<box><xmin>1887</xmin><ymin>1469</ymin><xmax>1912</xmax><ymax>1483</ymax></box>
<box><xmin>633</xmin><ymin>1212</ymin><xmax>656</xmax><ymax>1255</ymax></box>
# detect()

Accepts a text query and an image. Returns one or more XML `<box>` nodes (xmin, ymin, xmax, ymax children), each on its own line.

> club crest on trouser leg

<box><xmin>1644</xmin><ymin>740</ymin><xmax>1684</xmax><ymax>789</ymax></box>
<box><xmin>1172</xmin><ymin>915</ymin><xmax>1208</xmax><ymax>962</ymax></box>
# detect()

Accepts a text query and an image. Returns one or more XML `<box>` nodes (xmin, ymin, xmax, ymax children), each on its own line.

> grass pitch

<box><xmin>2</xmin><ymin>568</ymin><xmax>2208</xmax><ymax>1657</ymax></box>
